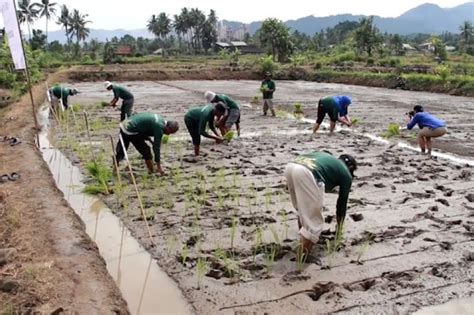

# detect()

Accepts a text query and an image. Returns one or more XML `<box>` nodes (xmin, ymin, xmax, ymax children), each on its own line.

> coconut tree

<box><xmin>147</xmin><ymin>14</ymin><xmax>158</xmax><ymax>36</ymax></box>
<box><xmin>17</xmin><ymin>0</ymin><xmax>38</xmax><ymax>40</ymax></box>
<box><xmin>34</xmin><ymin>0</ymin><xmax>57</xmax><ymax>45</ymax></box>
<box><xmin>459</xmin><ymin>21</ymin><xmax>473</xmax><ymax>53</ymax></box>
<box><xmin>56</xmin><ymin>4</ymin><xmax>72</xmax><ymax>46</ymax></box>
<box><xmin>155</xmin><ymin>12</ymin><xmax>171</xmax><ymax>40</ymax></box>
<box><xmin>70</xmin><ymin>9</ymin><xmax>91</xmax><ymax>44</ymax></box>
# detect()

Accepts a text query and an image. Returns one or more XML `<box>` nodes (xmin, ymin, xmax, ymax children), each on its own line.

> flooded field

<box><xmin>50</xmin><ymin>80</ymin><xmax>474</xmax><ymax>313</ymax></box>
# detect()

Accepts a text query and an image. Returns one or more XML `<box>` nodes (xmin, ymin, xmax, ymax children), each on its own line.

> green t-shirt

<box><xmin>185</xmin><ymin>105</ymin><xmax>217</xmax><ymax>137</ymax></box>
<box><xmin>320</xmin><ymin>96</ymin><xmax>339</xmax><ymax>121</ymax></box>
<box><xmin>51</xmin><ymin>86</ymin><xmax>71</xmax><ymax>106</ymax></box>
<box><xmin>293</xmin><ymin>152</ymin><xmax>352</xmax><ymax>220</ymax></box>
<box><xmin>261</xmin><ymin>80</ymin><xmax>275</xmax><ymax>99</ymax></box>
<box><xmin>122</xmin><ymin>113</ymin><xmax>165</xmax><ymax>162</ymax></box>
<box><xmin>113</xmin><ymin>85</ymin><xmax>134</xmax><ymax>100</ymax></box>
<box><xmin>216</xmin><ymin>94</ymin><xmax>239</xmax><ymax>110</ymax></box>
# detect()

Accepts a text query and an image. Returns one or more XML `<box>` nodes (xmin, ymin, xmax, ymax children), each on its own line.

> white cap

<box><xmin>104</xmin><ymin>81</ymin><xmax>112</xmax><ymax>89</ymax></box>
<box><xmin>204</xmin><ymin>91</ymin><xmax>216</xmax><ymax>103</ymax></box>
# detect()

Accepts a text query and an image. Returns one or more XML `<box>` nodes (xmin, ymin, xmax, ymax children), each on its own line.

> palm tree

<box><xmin>459</xmin><ymin>21</ymin><xmax>473</xmax><ymax>52</ymax></box>
<box><xmin>34</xmin><ymin>0</ymin><xmax>57</xmax><ymax>45</ymax></box>
<box><xmin>70</xmin><ymin>9</ymin><xmax>91</xmax><ymax>44</ymax></box>
<box><xmin>156</xmin><ymin>13</ymin><xmax>171</xmax><ymax>40</ymax></box>
<box><xmin>147</xmin><ymin>14</ymin><xmax>158</xmax><ymax>36</ymax></box>
<box><xmin>173</xmin><ymin>14</ymin><xmax>186</xmax><ymax>48</ymax></box>
<box><xmin>56</xmin><ymin>4</ymin><xmax>72</xmax><ymax>45</ymax></box>
<box><xmin>17</xmin><ymin>0</ymin><xmax>38</xmax><ymax>40</ymax></box>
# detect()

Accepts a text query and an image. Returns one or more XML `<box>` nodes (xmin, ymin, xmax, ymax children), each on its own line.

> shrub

<box><xmin>366</xmin><ymin>58</ymin><xmax>375</xmax><ymax>66</ymax></box>
<box><xmin>259</xmin><ymin>55</ymin><xmax>279</xmax><ymax>73</ymax></box>
<box><xmin>435</xmin><ymin>65</ymin><xmax>450</xmax><ymax>81</ymax></box>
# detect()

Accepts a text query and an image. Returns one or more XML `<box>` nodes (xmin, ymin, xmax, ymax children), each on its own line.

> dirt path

<box><xmin>0</xmin><ymin>74</ymin><xmax>128</xmax><ymax>313</ymax></box>
<box><xmin>49</xmin><ymin>80</ymin><xmax>473</xmax><ymax>314</ymax></box>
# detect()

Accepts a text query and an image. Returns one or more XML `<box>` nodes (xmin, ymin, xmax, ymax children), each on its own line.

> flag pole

<box><xmin>12</xmin><ymin>0</ymin><xmax>40</xmax><ymax>147</ymax></box>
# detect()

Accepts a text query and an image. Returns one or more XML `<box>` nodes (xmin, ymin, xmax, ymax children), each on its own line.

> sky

<box><xmin>1</xmin><ymin>0</ymin><xmax>472</xmax><ymax>31</ymax></box>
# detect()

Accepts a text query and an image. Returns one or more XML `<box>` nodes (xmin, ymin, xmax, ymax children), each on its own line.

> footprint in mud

<box><xmin>349</xmin><ymin>213</ymin><xmax>364</xmax><ymax>222</ymax></box>
<box><xmin>343</xmin><ymin>278</ymin><xmax>381</xmax><ymax>292</ymax></box>
<box><xmin>280</xmin><ymin>271</ymin><xmax>311</xmax><ymax>286</ymax></box>
<box><xmin>307</xmin><ymin>282</ymin><xmax>337</xmax><ymax>301</ymax></box>
<box><xmin>465</xmin><ymin>193</ymin><xmax>474</xmax><ymax>203</ymax></box>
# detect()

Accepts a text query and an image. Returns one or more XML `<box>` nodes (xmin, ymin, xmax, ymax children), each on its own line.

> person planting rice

<box><xmin>115</xmin><ymin>112</ymin><xmax>179</xmax><ymax>175</ymax></box>
<box><xmin>105</xmin><ymin>81</ymin><xmax>134</xmax><ymax>121</ymax></box>
<box><xmin>284</xmin><ymin>151</ymin><xmax>357</xmax><ymax>257</ymax></box>
<box><xmin>184</xmin><ymin>104</ymin><xmax>225</xmax><ymax>156</ymax></box>
<box><xmin>406</xmin><ymin>105</ymin><xmax>447</xmax><ymax>156</ymax></box>
<box><xmin>313</xmin><ymin>95</ymin><xmax>353</xmax><ymax>134</ymax></box>
<box><xmin>261</xmin><ymin>72</ymin><xmax>276</xmax><ymax>117</ymax></box>
<box><xmin>49</xmin><ymin>85</ymin><xmax>79</xmax><ymax>111</ymax></box>
<box><xmin>204</xmin><ymin>91</ymin><xmax>241</xmax><ymax>137</ymax></box>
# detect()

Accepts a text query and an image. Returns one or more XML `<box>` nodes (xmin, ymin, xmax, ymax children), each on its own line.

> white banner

<box><xmin>0</xmin><ymin>0</ymin><xmax>26</xmax><ymax>69</ymax></box>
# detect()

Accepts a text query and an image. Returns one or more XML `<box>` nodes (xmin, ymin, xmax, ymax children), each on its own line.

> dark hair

<box><xmin>413</xmin><ymin>105</ymin><xmax>424</xmax><ymax>113</ymax></box>
<box><xmin>339</xmin><ymin>154</ymin><xmax>357</xmax><ymax>176</ymax></box>
<box><xmin>166</xmin><ymin>120</ymin><xmax>179</xmax><ymax>132</ymax></box>
<box><xmin>214</xmin><ymin>103</ymin><xmax>226</xmax><ymax>114</ymax></box>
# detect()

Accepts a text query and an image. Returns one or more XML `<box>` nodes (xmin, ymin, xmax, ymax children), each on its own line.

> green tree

<box><xmin>431</xmin><ymin>36</ymin><xmax>447</xmax><ymax>60</ymax></box>
<box><xmin>353</xmin><ymin>16</ymin><xmax>381</xmax><ymax>57</ymax></box>
<box><xmin>389</xmin><ymin>34</ymin><xmax>404</xmax><ymax>56</ymax></box>
<box><xmin>459</xmin><ymin>21</ymin><xmax>473</xmax><ymax>54</ymax></box>
<box><xmin>56</xmin><ymin>4</ymin><xmax>72</xmax><ymax>46</ymax></box>
<box><xmin>258</xmin><ymin>18</ymin><xmax>293</xmax><ymax>62</ymax></box>
<box><xmin>34</xmin><ymin>0</ymin><xmax>57</xmax><ymax>45</ymax></box>
<box><xmin>156</xmin><ymin>13</ymin><xmax>172</xmax><ymax>40</ymax></box>
<box><xmin>201</xmin><ymin>10</ymin><xmax>218</xmax><ymax>51</ymax></box>
<box><xmin>30</xmin><ymin>29</ymin><xmax>47</xmax><ymax>50</ymax></box>
<box><xmin>70</xmin><ymin>9</ymin><xmax>91</xmax><ymax>45</ymax></box>
<box><xmin>17</xmin><ymin>0</ymin><xmax>38</xmax><ymax>40</ymax></box>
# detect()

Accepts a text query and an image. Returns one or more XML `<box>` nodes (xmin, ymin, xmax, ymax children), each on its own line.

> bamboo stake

<box><xmin>118</xmin><ymin>133</ymin><xmax>155</xmax><ymax>246</ymax></box>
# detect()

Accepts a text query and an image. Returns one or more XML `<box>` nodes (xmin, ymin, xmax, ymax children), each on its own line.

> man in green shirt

<box><xmin>285</xmin><ymin>151</ymin><xmax>357</xmax><ymax>255</ymax></box>
<box><xmin>105</xmin><ymin>81</ymin><xmax>134</xmax><ymax>121</ymax></box>
<box><xmin>261</xmin><ymin>72</ymin><xmax>276</xmax><ymax>116</ymax></box>
<box><xmin>205</xmin><ymin>91</ymin><xmax>241</xmax><ymax>136</ymax></box>
<box><xmin>313</xmin><ymin>96</ymin><xmax>352</xmax><ymax>134</ymax></box>
<box><xmin>49</xmin><ymin>85</ymin><xmax>78</xmax><ymax>110</ymax></box>
<box><xmin>184</xmin><ymin>104</ymin><xmax>225</xmax><ymax>156</ymax></box>
<box><xmin>115</xmin><ymin>112</ymin><xmax>179</xmax><ymax>175</ymax></box>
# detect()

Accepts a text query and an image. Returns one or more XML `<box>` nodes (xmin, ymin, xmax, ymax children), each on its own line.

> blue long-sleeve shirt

<box><xmin>334</xmin><ymin>96</ymin><xmax>352</xmax><ymax>116</ymax></box>
<box><xmin>407</xmin><ymin>112</ymin><xmax>446</xmax><ymax>130</ymax></box>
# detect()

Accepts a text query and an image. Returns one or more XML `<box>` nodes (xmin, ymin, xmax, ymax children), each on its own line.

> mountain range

<box><xmin>47</xmin><ymin>2</ymin><xmax>474</xmax><ymax>43</ymax></box>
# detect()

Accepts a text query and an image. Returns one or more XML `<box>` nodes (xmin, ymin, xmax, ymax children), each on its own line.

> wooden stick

<box><xmin>118</xmin><ymin>133</ymin><xmax>155</xmax><ymax>246</ymax></box>
<box><xmin>83</xmin><ymin>112</ymin><xmax>97</xmax><ymax>164</ymax></box>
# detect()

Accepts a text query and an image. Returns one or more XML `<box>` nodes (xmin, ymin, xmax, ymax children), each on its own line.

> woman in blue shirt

<box><xmin>406</xmin><ymin>105</ymin><xmax>447</xmax><ymax>155</ymax></box>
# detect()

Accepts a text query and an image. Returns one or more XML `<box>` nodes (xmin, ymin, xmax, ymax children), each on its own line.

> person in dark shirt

<box><xmin>184</xmin><ymin>104</ymin><xmax>225</xmax><ymax>156</ymax></box>
<box><xmin>105</xmin><ymin>81</ymin><xmax>134</xmax><ymax>121</ymax></box>
<box><xmin>406</xmin><ymin>105</ymin><xmax>447</xmax><ymax>155</ymax></box>
<box><xmin>313</xmin><ymin>95</ymin><xmax>353</xmax><ymax>134</ymax></box>
<box><xmin>285</xmin><ymin>151</ymin><xmax>357</xmax><ymax>256</ymax></box>
<box><xmin>261</xmin><ymin>72</ymin><xmax>276</xmax><ymax>116</ymax></box>
<box><xmin>115</xmin><ymin>112</ymin><xmax>179</xmax><ymax>175</ymax></box>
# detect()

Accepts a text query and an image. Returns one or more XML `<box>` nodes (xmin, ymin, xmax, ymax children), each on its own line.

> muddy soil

<box><xmin>54</xmin><ymin>80</ymin><xmax>473</xmax><ymax>314</ymax></box>
<box><xmin>0</xmin><ymin>72</ymin><xmax>128</xmax><ymax>313</ymax></box>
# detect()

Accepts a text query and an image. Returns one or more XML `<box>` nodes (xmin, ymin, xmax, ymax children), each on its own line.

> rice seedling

<box><xmin>162</xmin><ymin>134</ymin><xmax>170</xmax><ymax>144</ymax></box>
<box><xmin>383</xmin><ymin>123</ymin><xmax>401</xmax><ymax>138</ymax></box>
<box><xmin>253</xmin><ymin>226</ymin><xmax>264</xmax><ymax>262</ymax></box>
<box><xmin>181</xmin><ymin>245</ymin><xmax>189</xmax><ymax>265</ymax></box>
<box><xmin>324</xmin><ymin>223</ymin><xmax>345</xmax><ymax>268</ymax></box>
<box><xmin>279</xmin><ymin>209</ymin><xmax>290</xmax><ymax>240</ymax></box>
<box><xmin>196</xmin><ymin>257</ymin><xmax>208</xmax><ymax>289</ymax></box>
<box><xmin>264</xmin><ymin>245</ymin><xmax>277</xmax><ymax>273</ymax></box>
<box><xmin>84</xmin><ymin>159</ymin><xmax>112</xmax><ymax>194</ymax></box>
<box><xmin>351</xmin><ymin>117</ymin><xmax>361</xmax><ymax>126</ymax></box>
<box><xmin>166</xmin><ymin>235</ymin><xmax>178</xmax><ymax>255</ymax></box>
<box><xmin>355</xmin><ymin>240</ymin><xmax>370</xmax><ymax>264</ymax></box>
<box><xmin>295</xmin><ymin>243</ymin><xmax>308</xmax><ymax>272</ymax></box>
<box><xmin>230</xmin><ymin>217</ymin><xmax>238</xmax><ymax>251</ymax></box>
<box><xmin>264</xmin><ymin>189</ymin><xmax>273</xmax><ymax>210</ymax></box>
<box><xmin>269</xmin><ymin>226</ymin><xmax>281</xmax><ymax>246</ymax></box>
<box><xmin>224</xmin><ymin>131</ymin><xmax>235</xmax><ymax>141</ymax></box>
